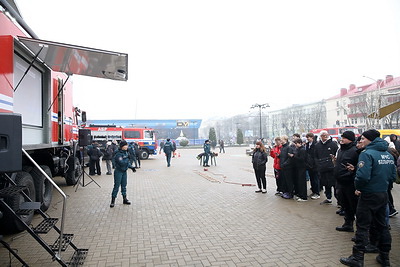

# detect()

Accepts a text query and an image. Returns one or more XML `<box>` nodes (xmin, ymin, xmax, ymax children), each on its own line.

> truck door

<box><xmin>57</xmin><ymin>78</ymin><xmax>64</xmax><ymax>144</ymax></box>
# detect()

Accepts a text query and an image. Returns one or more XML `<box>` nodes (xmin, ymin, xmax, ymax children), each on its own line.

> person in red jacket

<box><xmin>270</xmin><ymin>137</ymin><xmax>283</xmax><ymax>195</ymax></box>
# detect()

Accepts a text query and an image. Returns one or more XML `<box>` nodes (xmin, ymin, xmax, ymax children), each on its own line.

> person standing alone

<box><xmin>110</xmin><ymin>140</ymin><xmax>136</xmax><ymax>208</ymax></box>
<box><xmin>252</xmin><ymin>141</ymin><xmax>268</xmax><ymax>193</ymax></box>
<box><xmin>203</xmin><ymin>140</ymin><xmax>211</xmax><ymax>167</ymax></box>
<box><xmin>163</xmin><ymin>138</ymin><xmax>174</xmax><ymax>167</ymax></box>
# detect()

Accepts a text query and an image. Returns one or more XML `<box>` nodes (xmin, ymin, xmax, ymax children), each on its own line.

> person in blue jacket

<box><xmin>110</xmin><ymin>140</ymin><xmax>136</xmax><ymax>208</ymax></box>
<box><xmin>340</xmin><ymin>129</ymin><xmax>397</xmax><ymax>267</ymax></box>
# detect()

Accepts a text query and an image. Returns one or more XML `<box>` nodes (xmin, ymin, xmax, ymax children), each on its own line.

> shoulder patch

<box><xmin>358</xmin><ymin>161</ymin><xmax>365</xmax><ymax>168</ymax></box>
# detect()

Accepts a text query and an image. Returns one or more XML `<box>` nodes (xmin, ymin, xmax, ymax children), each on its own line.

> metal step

<box><xmin>50</xmin><ymin>233</ymin><xmax>74</xmax><ymax>252</ymax></box>
<box><xmin>0</xmin><ymin>185</ymin><xmax>27</xmax><ymax>197</ymax></box>
<box><xmin>67</xmin><ymin>248</ymin><xmax>89</xmax><ymax>266</ymax></box>
<box><xmin>33</xmin><ymin>218</ymin><xmax>59</xmax><ymax>234</ymax></box>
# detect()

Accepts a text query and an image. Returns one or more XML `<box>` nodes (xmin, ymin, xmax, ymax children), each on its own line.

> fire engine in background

<box><xmin>0</xmin><ymin>2</ymin><xmax>128</xmax><ymax>264</ymax></box>
<box><xmin>86</xmin><ymin>125</ymin><xmax>158</xmax><ymax>159</ymax></box>
<box><xmin>310</xmin><ymin>126</ymin><xmax>361</xmax><ymax>140</ymax></box>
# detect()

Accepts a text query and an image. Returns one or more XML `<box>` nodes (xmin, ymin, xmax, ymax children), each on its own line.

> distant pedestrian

<box><xmin>87</xmin><ymin>141</ymin><xmax>103</xmax><ymax>175</ymax></box>
<box><xmin>305</xmin><ymin>132</ymin><xmax>320</xmax><ymax>200</ymax></box>
<box><xmin>219</xmin><ymin>140</ymin><xmax>225</xmax><ymax>153</ymax></box>
<box><xmin>163</xmin><ymin>138</ymin><xmax>174</xmax><ymax>167</ymax></box>
<box><xmin>159</xmin><ymin>140</ymin><xmax>165</xmax><ymax>154</ymax></box>
<box><xmin>280</xmin><ymin>135</ymin><xmax>295</xmax><ymax>199</ymax></box>
<box><xmin>128</xmin><ymin>142</ymin><xmax>138</xmax><ymax>168</ymax></box>
<box><xmin>172</xmin><ymin>140</ymin><xmax>177</xmax><ymax>158</ymax></box>
<box><xmin>104</xmin><ymin>141</ymin><xmax>113</xmax><ymax>175</ymax></box>
<box><xmin>252</xmin><ymin>141</ymin><xmax>268</xmax><ymax>193</ymax></box>
<box><xmin>110</xmin><ymin>140</ymin><xmax>136</xmax><ymax>208</ymax></box>
<box><xmin>133</xmin><ymin>141</ymin><xmax>141</xmax><ymax>168</ymax></box>
<box><xmin>110</xmin><ymin>139</ymin><xmax>118</xmax><ymax>169</ymax></box>
<box><xmin>340</xmin><ymin>129</ymin><xmax>396</xmax><ymax>267</ymax></box>
<box><xmin>203</xmin><ymin>140</ymin><xmax>211</xmax><ymax>167</ymax></box>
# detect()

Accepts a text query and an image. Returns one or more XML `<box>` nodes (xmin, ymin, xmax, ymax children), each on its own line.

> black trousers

<box><xmin>281</xmin><ymin>168</ymin><xmax>294</xmax><ymax>194</ymax></box>
<box><xmin>274</xmin><ymin>169</ymin><xmax>284</xmax><ymax>192</ymax></box>
<box><xmin>89</xmin><ymin>159</ymin><xmax>101</xmax><ymax>175</ymax></box>
<box><xmin>254</xmin><ymin>166</ymin><xmax>266</xmax><ymax>190</ymax></box>
<box><xmin>294</xmin><ymin>167</ymin><xmax>307</xmax><ymax>199</ymax></box>
<box><xmin>336</xmin><ymin>182</ymin><xmax>358</xmax><ymax>224</ymax></box>
<box><xmin>354</xmin><ymin>192</ymin><xmax>391</xmax><ymax>253</ymax></box>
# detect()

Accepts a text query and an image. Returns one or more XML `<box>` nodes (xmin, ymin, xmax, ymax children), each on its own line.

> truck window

<box><xmin>124</xmin><ymin>130</ymin><xmax>140</xmax><ymax>139</ymax></box>
<box><xmin>13</xmin><ymin>54</ymin><xmax>43</xmax><ymax>127</ymax></box>
<box><xmin>144</xmin><ymin>131</ymin><xmax>153</xmax><ymax>139</ymax></box>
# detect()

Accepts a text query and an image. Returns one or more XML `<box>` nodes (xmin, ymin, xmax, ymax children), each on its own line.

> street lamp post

<box><xmin>363</xmin><ymin>76</ymin><xmax>384</xmax><ymax>129</ymax></box>
<box><xmin>250</xmin><ymin>103</ymin><xmax>270</xmax><ymax>141</ymax></box>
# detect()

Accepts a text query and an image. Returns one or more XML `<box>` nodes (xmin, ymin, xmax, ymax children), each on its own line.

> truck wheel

<box><xmin>0</xmin><ymin>171</ymin><xmax>36</xmax><ymax>234</ymax></box>
<box><xmin>140</xmin><ymin>150</ymin><xmax>149</xmax><ymax>160</ymax></box>
<box><xmin>30</xmin><ymin>165</ymin><xmax>53</xmax><ymax>212</ymax></box>
<box><xmin>66</xmin><ymin>156</ymin><xmax>82</xmax><ymax>185</ymax></box>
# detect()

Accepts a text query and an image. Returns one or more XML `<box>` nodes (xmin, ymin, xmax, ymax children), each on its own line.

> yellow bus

<box><xmin>379</xmin><ymin>129</ymin><xmax>400</xmax><ymax>139</ymax></box>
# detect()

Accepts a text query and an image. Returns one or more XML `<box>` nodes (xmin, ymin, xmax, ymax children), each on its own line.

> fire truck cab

<box><xmin>0</xmin><ymin>0</ymin><xmax>128</xmax><ymax>234</ymax></box>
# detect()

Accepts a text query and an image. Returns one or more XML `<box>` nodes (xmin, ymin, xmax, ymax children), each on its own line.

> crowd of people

<box><xmin>257</xmin><ymin>130</ymin><xmax>400</xmax><ymax>267</ymax></box>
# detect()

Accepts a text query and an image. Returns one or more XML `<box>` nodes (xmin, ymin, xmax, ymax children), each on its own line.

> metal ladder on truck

<box><xmin>0</xmin><ymin>149</ymin><xmax>88</xmax><ymax>266</ymax></box>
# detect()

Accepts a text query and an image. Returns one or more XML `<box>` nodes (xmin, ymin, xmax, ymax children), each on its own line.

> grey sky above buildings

<box><xmin>17</xmin><ymin>0</ymin><xmax>400</xmax><ymax>120</ymax></box>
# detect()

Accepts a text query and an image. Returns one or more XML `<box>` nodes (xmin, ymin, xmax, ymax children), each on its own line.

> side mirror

<box><xmin>82</xmin><ymin>111</ymin><xmax>87</xmax><ymax>122</ymax></box>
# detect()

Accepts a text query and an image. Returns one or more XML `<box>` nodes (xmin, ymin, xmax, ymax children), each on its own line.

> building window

<box><xmin>336</xmin><ymin>101</ymin><xmax>339</xmax><ymax>107</ymax></box>
<box><xmin>337</xmin><ymin>110</ymin><xmax>340</xmax><ymax>116</ymax></box>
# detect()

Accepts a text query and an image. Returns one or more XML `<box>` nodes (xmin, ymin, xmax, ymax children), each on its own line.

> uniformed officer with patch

<box><xmin>110</xmin><ymin>140</ymin><xmax>136</xmax><ymax>208</ymax></box>
<box><xmin>340</xmin><ymin>129</ymin><xmax>397</xmax><ymax>267</ymax></box>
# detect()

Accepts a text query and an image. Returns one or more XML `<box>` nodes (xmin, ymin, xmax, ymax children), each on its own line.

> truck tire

<box><xmin>139</xmin><ymin>149</ymin><xmax>149</xmax><ymax>160</ymax></box>
<box><xmin>30</xmin><ymin>165</ymin><xmax>53</xmax><ymax>212</ymax></box>
<box><xmin>65</xmin><ymin>156</ymin><xmax>82</xmax><ymax>185</ymax></box>
<box><xmin>0</xmin><ymin>171</ymin><xmax>36</xmax><ymax>234</ymax></box>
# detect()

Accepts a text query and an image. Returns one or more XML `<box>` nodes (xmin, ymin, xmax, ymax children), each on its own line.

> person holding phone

<box><xmin>334</xmin><ymin>131</ymin><xmax>359</xmax><ymax>232</ymax></box>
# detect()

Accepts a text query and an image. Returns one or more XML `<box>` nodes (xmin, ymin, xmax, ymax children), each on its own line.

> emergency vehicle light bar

<box><xmin>17</xmin><ymin>36</ymin><xmax>128</xmax><ymax>81</ymax></box>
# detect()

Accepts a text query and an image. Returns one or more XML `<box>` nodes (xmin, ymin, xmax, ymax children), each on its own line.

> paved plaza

<box><xmin>1</xmin><ymin>147</ymin><xmax>399</xmax><ymax>266</ymax></box>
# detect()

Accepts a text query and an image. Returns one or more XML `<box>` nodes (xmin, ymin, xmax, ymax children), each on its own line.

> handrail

<box><xmin>22</xmin><ymin>148</ymin><xmax>67</xmax><ymax>260</ymax></box>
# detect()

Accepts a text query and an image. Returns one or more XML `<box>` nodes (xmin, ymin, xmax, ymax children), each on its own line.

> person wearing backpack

<box><xmin>163</xmin><ymin>138</ymin><xmax>174</xmax><ymax>167</ymax></box>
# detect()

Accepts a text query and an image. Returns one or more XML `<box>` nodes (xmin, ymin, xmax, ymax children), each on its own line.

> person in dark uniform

<box><xmin>340</xmin><ymin>129</ymin><xmax>396</xmax><ymax>267</ymax></box>
<box><xmin>203</xmin><ymin>140</ymin><xmax>211</xmax><ymax>167</ymax></box>
<box><xmin>163</xmin><ymin>138</ymin><xmax>174</xmax><ymax>167</ymax></box>
<box><xmin>110</xmin><ymin>140</ymin><xmax>136</xmax><ymax>208</ymax></box>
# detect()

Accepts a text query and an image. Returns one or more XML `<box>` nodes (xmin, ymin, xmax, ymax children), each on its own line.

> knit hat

<box><xmin>341</xmin><ymin>131</ymin><xmax>355</xmax><ymax>141</ymax></box>
<box><xmin>119</xmin><ymin>140</ymin><xmax>128</xmax><ymax>148</ymax></box>
<box><xmin>361</xmin><ymin>129</ymin><xmax>380</xmax><ymax>141</ymax></box>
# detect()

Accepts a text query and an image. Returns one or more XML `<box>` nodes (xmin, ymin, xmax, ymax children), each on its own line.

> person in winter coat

<box><xmin>128</xmin><ymin>142</ymin><xmax>138</xmax><ymax>168</ymax></box>
<box><xmin>314</xmin><ymin>130</ymin><xmax>338</xmax><ymax>205</ymax></box>
<box><xmin>110</xmin><ymin>140</ymin><xmax>136</xmax><ymax>208</ymax></box>
<box><xmin>305</xmin><ymin>132</ymin><xmax>320</xmax><ymax>200</ymax></box>
<box><xmin>293</xmin><ymin>139</ymin><xmax>307</xmax><ymax>201</ymax></box>
<box><xmin>133</xmin><ymin>141</ymin><xmax>141</xmax><ymax>168</ymax></box>
<box><xmin>279</xmin><ymin>135</ymin><xmax>295</xmax><ymax>199</ymax></box>
<box><xmin>252</xmin><ymin>141</ymin><xmax>268</xmax><ymax>193</ymax></box>
<box><xmin>87</xmin><ymin>142</ymin><xmax>103</xmax><ymax>175</ymax></box>
<box><xmin>340</xmin><ymin>129</ymin><xmax>396</xmax><ymax>267</ymax></box>
<box><xmin>163</xmin><ymin>138</ymin><xmax>174</xmax><ymax>167</ymax></box>
<box><xmin>270</xmin><ymin>137</ymin><xmax>283</xmax><ymax>195</ymax></box>
<box><xmin>389</xmin><ymin>134</ymin><xmax>400</xmax><ymax>153</ymax></box>
<box><xmin>110</xmin><ymin>139</ymin><xmax>118</xmax><ymax>169</ymax></box>
<box><xmin>334</xmin><ymin>131</ymin><xmax>359</xmax><ymax>233</ymax></box>
<box><xmin>104</xmin><ymin>141</ymin><xmax>114</xmax><ymax>175</ymax></box>
<box><xmin>203</xmin><ymin>140</ymin><xmax>211</xmax><ymax>167</ymax></box>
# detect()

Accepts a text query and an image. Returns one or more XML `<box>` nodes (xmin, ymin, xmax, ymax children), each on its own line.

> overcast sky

<box><xmin>16</xmin><ymin>0</ymin><xmax>400</xmax><ymax>120</ymax></box>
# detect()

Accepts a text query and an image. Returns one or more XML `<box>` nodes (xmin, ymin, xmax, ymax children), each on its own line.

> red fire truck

<box><xmin>86</xmin><ymin>125</ymin><xmax>158</xmax><ymax>159</ymax></box>
<box><xmin>0</xmin><ymin>1</ymin><xmax>128</xmax><ymax>265</ymax></box>
<box><xmin>310</xmin><ymin>126</ymin><xmax>361</xmax><ymax>139</ymax></box>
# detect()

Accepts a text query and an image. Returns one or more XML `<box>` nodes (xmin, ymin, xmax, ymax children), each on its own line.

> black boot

<box><xmin>123</xmin><ymin>196</ymin><xmax>131</xmax><ymax>205</ymax></box>
<box><xmin>336</xmin><ymin>222</ymin><xmax>354</xmax><ymax>232</ymax></box>
<box><xmin>340</xmin><ymin>247</ymin><xmax>364</xmax><ymax>267</ymax></box>
<box><xmin>376</xmin><ymin>252</ymin><xmax>390</xmax><ymax>267</ymax></box>
<box><xmin>110</xmin><ymin>197</ymin><xmax>115</xmax><ymax>208</ymax></box>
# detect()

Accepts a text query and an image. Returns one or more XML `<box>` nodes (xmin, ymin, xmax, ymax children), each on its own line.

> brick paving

<box><xmin>1</xmin><ymin>147</ymin><xmax>399</xmax><ymax>266</ymax></box>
